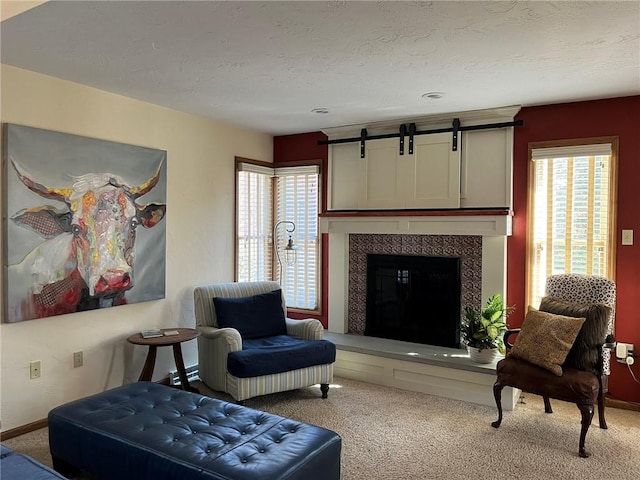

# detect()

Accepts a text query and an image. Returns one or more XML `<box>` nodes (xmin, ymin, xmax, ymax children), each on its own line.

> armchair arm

<box><xmin>503</xmin><ymin>329</ymin><xmax>521</xmax><ymax>352</ymax></box>
<box><xmin>197</xmin><ymin>326</ymin><xmax>243</xmax><ymax>351</ymax></box>
<box><xmin>285</xmin><ymin>318</ymin><xmax>324</xmax><ymax>340</ymax></box>
<box><xmin>196</xmin><ymin>326</ymin><xmax>242</xmax><ymax>392</ymax></box>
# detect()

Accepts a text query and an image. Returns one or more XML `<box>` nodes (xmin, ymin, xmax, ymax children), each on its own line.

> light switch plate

<box><xmin>622</xmin><ymin>229</ymin><xmax>633</xmax><ymax>246</ymax></box>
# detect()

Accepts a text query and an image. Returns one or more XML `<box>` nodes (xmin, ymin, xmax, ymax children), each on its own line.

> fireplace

<box><xmin>345</xmin><ymin>233</ymin><xmax>484</xmax><ymax>348</ymax></box>
<box><xmin>320</xmin><ymin>214</ymin><xmax>510</xmax><ymax>340</ymax></box>
<box><xmin>365</xmin><ymin>254</ymin><xmax>461</xmax><ymax>348</ymax></box>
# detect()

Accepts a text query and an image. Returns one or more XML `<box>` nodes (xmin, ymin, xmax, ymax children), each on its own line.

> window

<box><xmin>236</xmin><ymin>162</ymin><xmax>273</xmax><ymax>282</ymax></box>
<box><xmin>236</xmin><ymin>159</ymin><xmax>320</xmax><ymax>312</ymax></box>
<box><xmin>275</xmin><ymin>166</ymin><xmax>319</xmax><ymax>310</ymax></box>
<box><xmin>526</xmin><ymin>139</ymin><xmax>618</xmax><ymax>308</ymax></box>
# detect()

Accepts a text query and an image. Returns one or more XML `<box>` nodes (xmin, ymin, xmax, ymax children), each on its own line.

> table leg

<box><xmin>172</xmin><ymin>343</ymin><xmax>199</xmax><ymax>393</ymax></box>
<box><xmin>139</xmin><ymin>345</ymin><xmax>157</xmax><ymax>382</ymax></box>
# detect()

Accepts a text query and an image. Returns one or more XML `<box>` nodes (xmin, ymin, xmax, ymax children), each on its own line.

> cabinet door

<box><xmin>405</xmin><ymin>133</ymin><xmax>461</xmax><ymax>209</ymax></box>
<box><xmin>328</xmin><ymin>142</ymin><xmax>363</xmax><ymax>210</ymax></box>
<box><xmin>460</xmin><ymin>128</ymin><xmax>513</xmax><ymax>208</ymax></box>
<box><xmin>361</xmin><ymin>138</ymin><xmax>403</xmax><ymax>209</ymax></box>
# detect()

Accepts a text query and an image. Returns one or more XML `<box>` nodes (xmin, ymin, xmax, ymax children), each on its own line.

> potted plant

<box><xmin>461</xmin><ymin>294</ymin><xmax>514</xmax><ymax>363</ymax></box>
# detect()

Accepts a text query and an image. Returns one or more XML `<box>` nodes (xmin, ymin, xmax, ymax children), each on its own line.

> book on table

<box><xmin>140</xmin><ymin>329</ymin><xmax>162</xmax><ymax>339</ymax></box>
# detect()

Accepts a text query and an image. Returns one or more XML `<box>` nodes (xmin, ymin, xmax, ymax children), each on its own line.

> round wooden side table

<box><xmin>127</xmin><ymin>328</ymin><xmax>201</xmax><ymax>393</ymax></box>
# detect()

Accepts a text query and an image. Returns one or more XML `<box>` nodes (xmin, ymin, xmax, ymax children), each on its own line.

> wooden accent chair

<box><xmin>492</xmin><ymin>274</ymin><xmax>616</xmax><ymax>457</ymax></box>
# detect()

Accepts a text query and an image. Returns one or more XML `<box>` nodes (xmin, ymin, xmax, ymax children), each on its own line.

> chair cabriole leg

<box><xmin>491</xmin><ymin>381</ymin><xmax>504</xmax><ymax>428</ymax></box>
<box><xmin>577</xmin><ymin>403</ymin><xmax>594</xmax><ymax>458</ymax></box>
<box><xmin>597</xmin><ymin>377</ymin><xmax>607</xmax><ymax>429</ymax></box>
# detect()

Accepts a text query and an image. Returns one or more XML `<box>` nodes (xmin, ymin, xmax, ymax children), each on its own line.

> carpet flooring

<box><xmin>3</xmin><ymin>376</ymin><xmax>640</xmax><ymax>479</ymax></box>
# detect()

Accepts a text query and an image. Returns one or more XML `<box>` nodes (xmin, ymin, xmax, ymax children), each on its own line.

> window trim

<box><xmin>234</xmin><ymin>157</ymin><xmax>323</xmax><ymax>314</ymax></box>
<box><xmin>525</xmin><ymin>136</ymin><xmax>618</xmax><ymax>309</ymax></box>
<box><xmin>274</xmin><ymin>160</ymin><xmax>322</xmax><ymax>315</ymax></box>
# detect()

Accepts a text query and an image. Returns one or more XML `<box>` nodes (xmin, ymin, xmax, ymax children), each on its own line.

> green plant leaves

<box><xmin>460</xmin><ymin>293</ymin><xmax>514</xmax><ymax>350</ymax></box>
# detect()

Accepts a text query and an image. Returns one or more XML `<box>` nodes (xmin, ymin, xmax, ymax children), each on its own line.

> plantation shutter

<box><xmin>236</xmin><ymin>163</ymin><xmax>273</xmax><ymax>282</ymax></box>
<box><xmin>274</xmin><ymin>165</ymin><xmax>320</xmax><ymax>310</ymax></box>
<box><xmin>528</xmin><ymin>142</ymin><xmax>616</xmax><ymax>308</ymax></box>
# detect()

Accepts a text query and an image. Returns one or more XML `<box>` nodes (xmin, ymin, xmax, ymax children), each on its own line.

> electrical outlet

<box><xmin>73</xmin><ymin>351</ymin><xmax>83</xmax><ymax>368</ymax></box>
<box><xmin>30</xmin><ymin>360</ymin><xmax>41</xmax><ymax>379</ymax></box>
<box><xmin>616</xmin><ymin>342</ymin><xmax>634</xmax><ymax>363</ymax></box>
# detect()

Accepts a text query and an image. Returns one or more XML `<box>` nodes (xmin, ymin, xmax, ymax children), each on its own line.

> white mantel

<box><xmin>320</xmin><ymin>213</ymin><xmax>512</xmax><ymax>236</ymax></box>
<box><xmin>321</xmin><ymin>213</ymin><xmax>511</xmax><ymax>334</ymax></box>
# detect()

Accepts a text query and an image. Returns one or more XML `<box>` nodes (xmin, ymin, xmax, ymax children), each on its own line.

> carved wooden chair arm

<box><xmin>503</xmin><ymin>329</ymin><xmax>521</xmax><ymax>352</ymax></box>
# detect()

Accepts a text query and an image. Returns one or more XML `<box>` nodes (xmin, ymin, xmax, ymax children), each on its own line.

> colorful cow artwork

<box><xmin>6</xmin><ymin>159</ymin><xmax>166</xmax><ymax>322</ymax></box>
<box><xmin>4</xmin><ymin>125</ymin><xmax>167</xmax><ymax>323</ymax></box>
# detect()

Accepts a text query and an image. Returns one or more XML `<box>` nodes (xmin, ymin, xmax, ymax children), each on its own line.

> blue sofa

<box><xmin>48</xmin><ymin>381</ymin><xmax>341</xmax><ymax>480</ymax></box>
<box><xmin>1</xmin><ymin>444</ymin><xmax>66</xmax><ymax>480</ymax></box>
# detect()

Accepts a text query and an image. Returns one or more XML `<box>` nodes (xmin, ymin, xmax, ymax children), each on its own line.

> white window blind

<box><xmin>236</xmin><ymin>167</ymin><xmax>273</xmax><ymax>282</ymax></box>
<box><xmin>527</xmin><ymin>142</ymin><xmax>616</xmax><ymax>308</ymax></box>
<box><xmin>275</xmin><ymin>166</ymin><xmax>319</xmax><ymax>310</ymax></box>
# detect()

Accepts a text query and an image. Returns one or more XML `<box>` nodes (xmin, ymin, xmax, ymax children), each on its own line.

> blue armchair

<box><xmin>194</xmin><ymin>281</ymin><xmax>335</xmax><ymax>402</ymax></box>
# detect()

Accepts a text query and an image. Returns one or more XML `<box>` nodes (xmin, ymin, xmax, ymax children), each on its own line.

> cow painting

<box><xmin>4</xmin><ymin>126</ymin><xmax>167</xmax><ymax>323</ymax></box>
<box><xmin>6</xmin><ymin>158</ymin><xmax>167</xmax><ymax>322</ymax></box>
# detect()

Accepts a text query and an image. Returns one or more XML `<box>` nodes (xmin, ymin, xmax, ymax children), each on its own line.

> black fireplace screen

<box><xmin>365</xmin><ymin>254</ymin><xmax>461</xmax><ymax>348</ymax></box>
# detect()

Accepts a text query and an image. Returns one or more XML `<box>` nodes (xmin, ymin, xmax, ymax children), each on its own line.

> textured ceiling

<box><xmin>1</xmin><ymin>1</ymin><xmax>639</xmax><ymax>135</ymax></box>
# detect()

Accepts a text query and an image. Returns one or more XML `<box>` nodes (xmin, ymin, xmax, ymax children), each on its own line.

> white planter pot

<box><xmin>467</xmin><ymin>346</ymin><xmax>498</xmax><ymax>364</ymax></box>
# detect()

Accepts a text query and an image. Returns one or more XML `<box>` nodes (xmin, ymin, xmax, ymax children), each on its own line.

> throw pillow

<box><xmin>539</xmin><ymin>296</ymin><xmax>611</xmax><ymax>373</ymax></box>
<box><xmin>509</xmin><ymin>308</ymin><xmax>585</xmax><ymax>376</ymax></box>
<box><xmin>213</xmin><ymin>289</ymin><xmax>286</xmax><ymax>339</ymax></box>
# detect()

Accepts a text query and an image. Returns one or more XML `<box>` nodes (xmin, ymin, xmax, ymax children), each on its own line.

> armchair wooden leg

<box><xmin>577</xmin><ymin>403</ymin><xmax>595</xmax><ymax>458</ymax></box>
<box><xmin>320</xmin><ymin>383</ymin><xmax>329</xmax><ymax>399</ymax></box>
<box><xmin>543</xmin><ymin>396</ymin><xmax>553</xmax><ymax>414</ymax></box>
<box><xmin>491</xmin><ymin>381</ymin><xmax>504</xmax><ymax>428</ymax></box>
<box><xmin>597</xmin><ymin>378</ymin><xmax>607</xmax><ymax>429</ymax></box>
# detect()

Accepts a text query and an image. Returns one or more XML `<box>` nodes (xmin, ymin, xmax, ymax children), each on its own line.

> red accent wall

<box><xmin>276</xmin><ymin>96</ymin><xmax>640</xmax><ymax>403</ymax></box>
<box><xmin>273</xmin><ymin>132</ymin><xmax>329</xmax><ymax>328</ymax></box>
<box><xmin>510</xmin><ymin>96</ymin><xmax>640</xmax><ymax>403</ymax></box>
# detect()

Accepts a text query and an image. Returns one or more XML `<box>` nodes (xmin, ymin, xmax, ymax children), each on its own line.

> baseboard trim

<box><xmin>0</xmin><ymin>418</ymin><xmax>48</xmax><ymax>441</ymax></box>
<box><xmin>0</xmin><ymin>379</ymin><xmax>173</xmax><ymax>439</ymax></box>
<box><xmin>605</xmin><ymin>396</ymin><xmax>640</xmax><ymax>412</ymax></box>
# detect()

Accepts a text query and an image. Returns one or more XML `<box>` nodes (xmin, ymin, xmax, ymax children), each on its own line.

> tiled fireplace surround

<box><xmin>322</xmin><ymin>214</ymin><xmax>511</xmax><ymax>336</ymax></box>
<box><xmin>347</xmin><ymin>234</ymin><xmax>482</xmax><ymax>339</ymax></box>
<box><xmin>320</xmin><ymin>215</ymin><xmax>518</xmax><ymax>409</ymax></box>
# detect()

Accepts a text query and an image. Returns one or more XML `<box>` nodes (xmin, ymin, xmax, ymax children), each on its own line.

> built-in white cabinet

<box><xmin>328</xmin><ymin>127</ymin><xmax>513</xmax><ymax>211</ymax></box>
<box><xmin>460</xmin><ymin>127</ymin><xmax>513</xmax><ymax>208</ymax></box>
<box><xmin>329</xmin><ymin>132</ymin><xmax>460</xmax><ymax>210</ymax></box>
<box><xmin>406</xmin><ymin>134</ymin><xmax>461</xmax><ymax>209</ymax></box>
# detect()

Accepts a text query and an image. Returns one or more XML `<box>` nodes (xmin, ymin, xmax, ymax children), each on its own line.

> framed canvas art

<box><xmin>3</xmin><ymin>124</ymin><xmax>167</xmax><ymax>323</ymax></box>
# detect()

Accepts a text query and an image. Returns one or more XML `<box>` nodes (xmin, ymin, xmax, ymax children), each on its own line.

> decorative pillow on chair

<box><xmin>509</xmin><ymin>308</ymin><xmax>585</xmax><ymax>376</ymax></box>
<box><xmin>213</xmin><ymin>289</ymin><xmax>286</xmax><ymax>339</ymax></box>
<box><xmin>539</xmin><ymin>296</ymin><xmax>611</xmax><ymax>373</ymax></box>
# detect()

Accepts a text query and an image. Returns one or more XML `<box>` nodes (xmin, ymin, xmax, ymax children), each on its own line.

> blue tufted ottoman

<box><xmin>48</xmin><ymin>382</ymin><xmax>341</xmax><ymax>480</ymax></box>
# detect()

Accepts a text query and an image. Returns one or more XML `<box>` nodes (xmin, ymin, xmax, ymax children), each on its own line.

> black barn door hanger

<box><xmin>320</xmin><ymin>118</ymin><xmax>524</xmax><ymax>158</ymax></box>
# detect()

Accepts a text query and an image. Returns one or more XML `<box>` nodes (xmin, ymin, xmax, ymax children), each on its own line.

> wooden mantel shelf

<box><xmin>320</xmin><ymin>209</ymin><xmax>513</xmax><ymax>218</ymax></box>
<box><xmin>319</xmin><ymin>209</ymin><xmax>513</xmax><ymax>236</ymax></box>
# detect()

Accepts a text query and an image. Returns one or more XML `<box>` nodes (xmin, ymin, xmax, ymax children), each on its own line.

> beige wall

<box><xmin>0</xmin><ymin>65</ymin><xmax>272</xmax><ymax>431</ymax></box>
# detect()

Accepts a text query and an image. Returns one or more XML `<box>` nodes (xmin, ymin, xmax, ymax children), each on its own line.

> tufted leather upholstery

<box><xmin>48</xmin><ymin>382</ymin><xmax>341</xmax><ymax>480</ymax></box>
<box><xmin>1</xmin><ymin>444</ymin><xmax>67</xmax><ymax>480</ymax></box>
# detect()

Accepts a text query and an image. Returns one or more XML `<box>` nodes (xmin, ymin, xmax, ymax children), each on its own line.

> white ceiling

<box><xmin>1</xmin><ymin>1</ymin><xmax>639</xmax><ymax>136</ymax></box>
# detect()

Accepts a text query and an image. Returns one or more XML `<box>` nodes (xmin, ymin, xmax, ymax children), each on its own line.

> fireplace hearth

<box><xmin>365</xmin><ymin>254</ymin><xmax>461</xmax><ymax>348</ymax></box>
